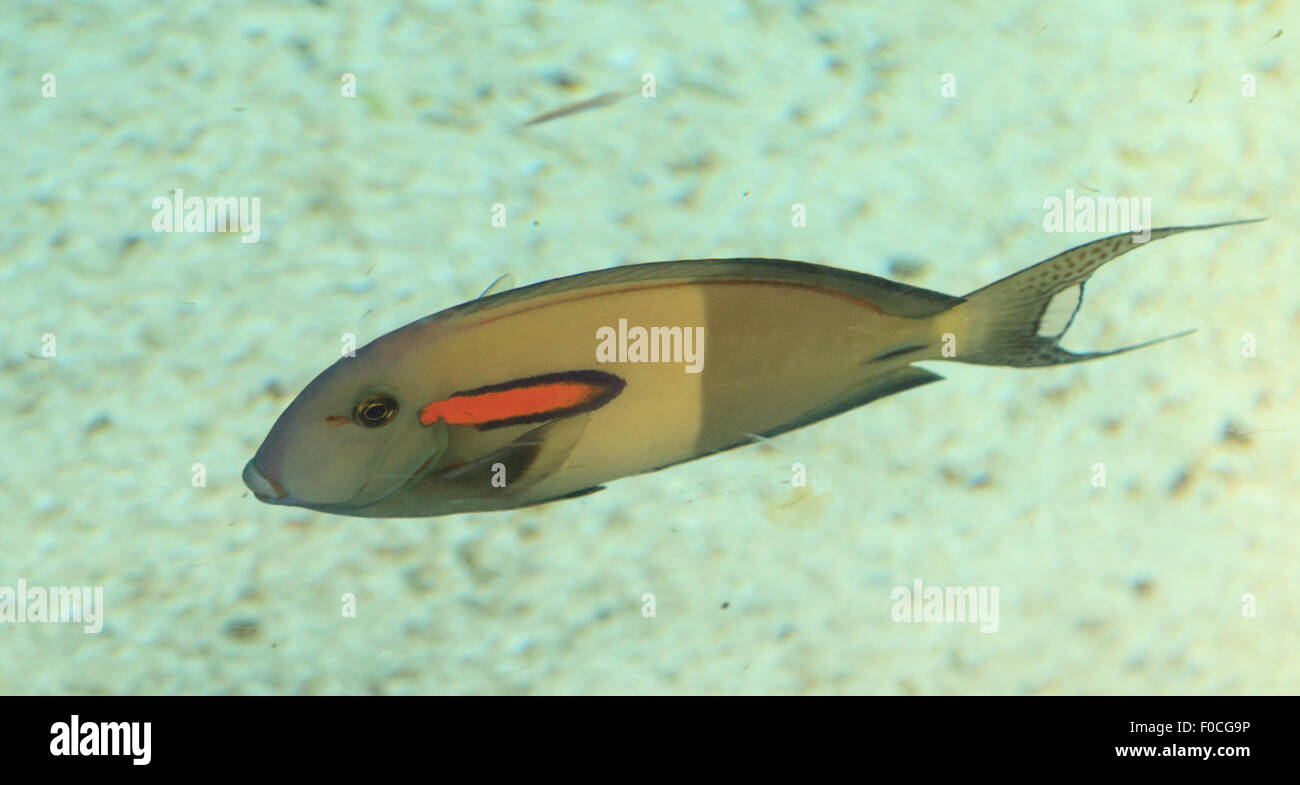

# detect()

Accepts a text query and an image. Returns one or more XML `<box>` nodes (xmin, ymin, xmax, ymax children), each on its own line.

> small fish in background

<box><xmin>521</xmin><ymin>89</ymin><xmax>637</xmax><ymax>127</ymax></box>
<box><xmin>243</xmin><ymin>220</ymin><xmax>1260</xmax><ymax>518</ymax></box>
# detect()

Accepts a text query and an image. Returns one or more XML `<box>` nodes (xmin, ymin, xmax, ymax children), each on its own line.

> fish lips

<box><xmin>243</xmin><ymin>458</ymin><xmax>291</xmax><ymax>503</ymax></box>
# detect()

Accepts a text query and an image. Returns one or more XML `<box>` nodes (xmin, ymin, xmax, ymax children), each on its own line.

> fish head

<box><xmin>243</xmin><ymin>347</ymin><xmax>448</xmax><ymax>513</ymax></box>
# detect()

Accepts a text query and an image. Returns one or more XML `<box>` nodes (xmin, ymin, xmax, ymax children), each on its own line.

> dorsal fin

<box><xmin>426</xmin><ymin>258</ymin><xmax>964</xmax><ymax>329</ymax></box>
<box><xmin>478</xmin><ymin>273</ymin><xmax>516</xmax><ymax>299</ymax></box>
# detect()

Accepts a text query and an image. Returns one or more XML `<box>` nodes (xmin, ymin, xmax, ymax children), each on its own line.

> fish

<box><xmin>521</xmin><ymin>89</ymin><xmax>635</xmax><ymax>127</ymax></box>
<box><xmin>243</xmin><ymin>219</ymin><xmax>1259</xmax><ymax>518</ymax></box>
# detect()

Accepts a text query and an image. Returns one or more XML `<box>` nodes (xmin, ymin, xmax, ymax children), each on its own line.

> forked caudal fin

<box><xmin>949</xmin><ymin>219</ymin><xmax>1264</xmax><ymax>368</ymax></box>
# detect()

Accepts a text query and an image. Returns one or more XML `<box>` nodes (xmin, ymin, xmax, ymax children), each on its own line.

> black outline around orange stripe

<box><xmin>436</xmin><ymin>369</ymin><xmax>627</xmax><ymax>431</ymax></box>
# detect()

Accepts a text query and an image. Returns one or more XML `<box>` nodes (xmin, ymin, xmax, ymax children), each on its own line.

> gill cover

<box><xmin>295</xmin><ymin>403</ymin><xmax>449</xmax><ymax>508</ymax></box>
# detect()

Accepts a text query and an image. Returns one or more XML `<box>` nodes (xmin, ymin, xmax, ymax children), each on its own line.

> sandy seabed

<box><xmin>3</xmin><ymin>0</ymin><xmax>1297</xmax><ymax>694</ymax></box>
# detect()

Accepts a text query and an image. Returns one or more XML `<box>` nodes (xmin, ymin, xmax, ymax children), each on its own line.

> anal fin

<box><xmin>535</xmin><ymin>485</ymin><xmax>606</xmax><ymax>505</ymax></box>
<box><xmin>759</xmin><ymin>365</ymin><xmax>944</xmax><ymax>441</ymax></box>
<box><xmin>652</xmin><ymin>365</ymin><xmax>944</xmax><ymax>475</ymax></box>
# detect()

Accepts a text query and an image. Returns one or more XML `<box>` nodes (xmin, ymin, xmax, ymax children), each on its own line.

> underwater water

<box><xmin>4</xmin><ymin>0</ymin><xmax>1296</xmax><ymax>695</ymax></box>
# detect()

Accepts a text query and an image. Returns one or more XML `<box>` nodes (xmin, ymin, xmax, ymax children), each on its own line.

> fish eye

<box><xmin>353</xmin><ymin>394</ymin><xmax>399</xmax><ymax>427</ymax></box>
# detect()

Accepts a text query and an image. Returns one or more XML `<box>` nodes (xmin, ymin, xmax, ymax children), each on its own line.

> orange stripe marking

<box><xmin>419</xmin><ymin>371</ymin><xmax>625</xmax><ymax>429</ymax></box>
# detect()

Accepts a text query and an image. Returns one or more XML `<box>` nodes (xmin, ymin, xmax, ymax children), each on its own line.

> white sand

<box><xmin>2</xmin><ymin>0</ymin><xmax>1296</xmax><ymax>694</ymax></box>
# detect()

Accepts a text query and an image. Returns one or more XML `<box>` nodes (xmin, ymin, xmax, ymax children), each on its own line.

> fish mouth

<box><xmin>243</xmin><ymin>460</ymin><xmax>290</xmax><ymax>503</ymax></box>
<box><xmin>244</xmin><ymin>418</ymin><xmax>449</xmax><ymax>511</ymax></box>
<box><xmin>244</xmin><ymin>451</ymin><xmax>434</xmax><ymax>511</ymax></box>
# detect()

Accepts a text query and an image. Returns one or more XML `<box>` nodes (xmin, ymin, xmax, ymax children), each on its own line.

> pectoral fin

<box><xmin>435</xmin><ymin>413</ymin><xmax>593</xmax><ymax>497</ymax></box>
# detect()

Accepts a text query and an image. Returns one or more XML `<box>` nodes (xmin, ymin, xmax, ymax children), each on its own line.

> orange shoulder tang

<box><xmin>419</xmin><ymin>369</ymin><xmax>626</xmax><ymax>430</ymax></box>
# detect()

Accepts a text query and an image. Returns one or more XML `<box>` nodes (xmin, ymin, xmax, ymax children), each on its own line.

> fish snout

<box><xmin>243</xmin><ymin>459</ymin><xmax>289</xmax><ymax>503</ymax></box>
